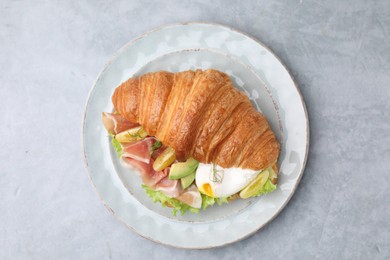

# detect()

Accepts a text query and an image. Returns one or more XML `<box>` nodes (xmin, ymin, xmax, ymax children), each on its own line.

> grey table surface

<box><xmin>1</xmin><ymin>0</ymin><xmax>389</xmax><ymax>259</ymax></box>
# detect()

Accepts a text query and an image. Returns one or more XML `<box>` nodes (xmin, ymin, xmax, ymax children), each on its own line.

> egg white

<box><xmin>195</xmin><ymin>163</ymin><xmax>261</xmax><ymax>198</ymax></box>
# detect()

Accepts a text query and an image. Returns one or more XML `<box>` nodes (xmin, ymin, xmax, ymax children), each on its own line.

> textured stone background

<box><xmin>1</xmin><ymin>0</ymin><xmax>389</xmax><ymax>259</ymax></box>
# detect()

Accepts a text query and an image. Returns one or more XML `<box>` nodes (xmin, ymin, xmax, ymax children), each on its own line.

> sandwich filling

<box><xmin>103</xmin><ymin>112</ymin><xmax>277</xmax><ymax>215</ymax></box>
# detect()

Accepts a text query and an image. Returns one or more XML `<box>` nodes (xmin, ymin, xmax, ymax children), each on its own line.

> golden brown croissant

<box><xmin>112</xmin><ymin>69</ymin><xmax>280</xmax><ymax>171</ymax></box>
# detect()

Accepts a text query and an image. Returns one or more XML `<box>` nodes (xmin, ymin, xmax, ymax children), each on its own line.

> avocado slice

<box><xmin>168</xmin><ymin>158</ymin><xmax>199</xmax><ymax>180</ymax></box>
<box><xmin>180</xmin><ymin>171</ymin><xmax>196</xmax><ymax>189</ymax></box>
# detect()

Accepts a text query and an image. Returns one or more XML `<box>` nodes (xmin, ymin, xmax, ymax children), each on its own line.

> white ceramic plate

<box><xmin>82</xmin><ymin>23</ymin><xmax>309</xmax><ymax>249</ymax></box>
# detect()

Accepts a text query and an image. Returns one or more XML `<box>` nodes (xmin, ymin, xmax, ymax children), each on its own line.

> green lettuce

<box><xmin>253</xmin><ymin>179</ymin><xmax>277</xmax><ymax>197</ymax></box>
<box><xmin>110</xmin><ymin>136</ymin><xmax>123</xmax><ymax>158</ymax></box>
<box><xmin>142</xmin><ymin>185</ymin><xmax>200</xmax><ymax>216</ymax></box>
<box><xmin>142</xmin><ymin>181</ymin><xmax>275</xmax><ymax>216</ymax></box>
<box><xmin>142</xmin><ymin>185</ymin><xmax>229</xmax><ymax>216</ymax></box>
<box><xmin>201</xmin><ymin>194</ymin><xmax>229</xmax><ymax>209</ymax></box>
<box><xmin>150</xmin><ymin>140</ymin><xmax>162</xmax><ymax>155</ymax></box>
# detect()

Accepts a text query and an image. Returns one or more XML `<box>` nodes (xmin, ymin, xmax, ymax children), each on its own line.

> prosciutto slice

<box><xmin>119</xmin><ymin>137</ymin><xmax>184</xmax><ymax>200</ymax></box>
<box><xmin>175</xmin><ymin>184</ymin><xmax>202</xmax><ymax>208</ymax></box>
<box><xmin>154</xmin><ymin>168</ymin><xmax>182</xmax><ymax>198</ymax></box>
<box><xmin>121</xmin><ymin>157</ymin><xmax>167</xmax><ymax>188</ymax></box>
<box><xmin>121</xmin><ymin>158</ymin><xmax>182</xmax><ymax>198</ymax></box>
<box><xmin>102</xmin><ymin>112</ymin><xmax>139</xmax><ymax>134</ymax></box>
<box><xmin>122</xmin><ymin>137</ymin><xmax>156</xmax><ymax>164</ymax></box>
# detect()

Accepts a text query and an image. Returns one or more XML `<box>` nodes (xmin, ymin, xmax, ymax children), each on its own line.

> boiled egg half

<box><xmin>195</xmin><ymin>163</ymin><xmax>261</xmax><ymax>198</ymax></box>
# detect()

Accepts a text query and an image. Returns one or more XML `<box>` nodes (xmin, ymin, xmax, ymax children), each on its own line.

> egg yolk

<box><xmin>202</xmin><ymin>183</ymin><xmax>214</xmax><ymax>197</ymax></box>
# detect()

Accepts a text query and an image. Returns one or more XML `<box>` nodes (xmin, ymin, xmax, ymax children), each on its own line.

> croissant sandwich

<box><xmin>102</xmin><ymin>69</ymin><xmax>280</xmax><ymax>215</ymax></box>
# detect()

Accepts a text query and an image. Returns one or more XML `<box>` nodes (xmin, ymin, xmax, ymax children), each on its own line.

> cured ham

<box><xmin>122</xmin><ymin>137</ymin><xmax>156</xmax><ymax>164</ymax></box>
<box><xmin>155</xmin><ymin>170</ymin><xmax>182</xmax><ymax>198</ymax></box>
<box><xmin>151</xmin><ymin>145</ymin><xmax>167</xmax><ymax>160</ymax></box>
<box><xmin>175</xmin><ymin>184</ymin><xmax>202</xmax><ymax>209</ymax></box>
<box><xmin>121</xmin><ymin>158</ymin><xmax>182</xmax><ymax>198</ymax></box>
<box><xmin>102</xmin><ymin>112</ymin><xmax>139</xmax><ymax>134</ymax></box>
<box><xmin>121</xmin><ymin>157</ymin><xmax>167</xmax><ymax>188</ymax></box>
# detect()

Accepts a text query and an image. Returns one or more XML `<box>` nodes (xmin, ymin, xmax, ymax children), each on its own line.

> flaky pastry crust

<box><xmin>112</xmin><ymin>69</ymin><xmax>280</xmax><ymax>171</ymax></box>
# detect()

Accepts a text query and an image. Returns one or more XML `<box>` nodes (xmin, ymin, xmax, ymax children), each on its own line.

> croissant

<box><xmin>112</xmin><ymin>69</ymin><xmax>280</xmax><ymax>171</ymax></box>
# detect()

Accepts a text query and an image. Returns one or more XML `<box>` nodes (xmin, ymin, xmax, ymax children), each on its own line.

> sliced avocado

<box><xmin>180</xmin><ymin>171</ymin><xmax>196</xmax><ymax>189</ymax></box>
<box><xmin>168</xmin><ymin>158</ymin><xmax>199</xmax><ymax>180</ymax></box>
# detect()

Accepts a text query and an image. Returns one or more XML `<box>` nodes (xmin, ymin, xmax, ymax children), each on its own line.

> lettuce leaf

<box><xmin>110</xmin><ymin>136</ymin><xmax>123</xmax><ymax>158</ymax></box>
<box><xmin>142</xmin><ymin>185</ymin><xmax>200</xmax><ymax>216</ymax></box>
<box><xmin>142</xmin><ymin>185</ymin><xmax>229</xmax><ymax>215</ymax></box>
<box><xmin>150</xmin><ymin>140</ymin><xmax>162</xmax><ymax>155</ymax></box>
<box><xmin>201</xmin><ymin>194</ymin><xmax>216</xmax><ymax>210</ymax></box>
<box><xmin>254</xmin><ymin>179</ymin><xmax>277</xmax><ymax>197</ymax></box>
<box><xmin>200</xmin><ymin>194</ymin><xmax>229</xmax><ymax>209</ymax></box>
<box><xmin>142</xmin><ymin>181</ymin><xmax>275</xmax><ymax>216</ymax></box>
<box><xmin>141</xmin><ymin>175</ymin><xmax>275</xmax><ymax>215</ymax></box>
